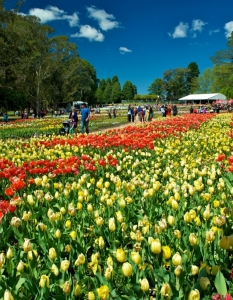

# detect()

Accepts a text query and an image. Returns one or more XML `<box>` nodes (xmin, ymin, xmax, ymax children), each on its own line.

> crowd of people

<box><xmin>127</xmin><ymin>104</ymin><xmax>178</xmax><ymax>122</ymax></box>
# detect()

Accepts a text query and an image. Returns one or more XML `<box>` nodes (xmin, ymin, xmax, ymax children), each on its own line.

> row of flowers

<box><xmin>0</xmin><ymin>114</ymin><xmax>232</xmax><ymax>299</ymax></box>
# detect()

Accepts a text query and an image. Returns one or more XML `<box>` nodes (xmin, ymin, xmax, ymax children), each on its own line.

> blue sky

<box><xmin>6</xmin><ymin>0</ymin><xmax>233</xmax><ymax>94</ymax></box>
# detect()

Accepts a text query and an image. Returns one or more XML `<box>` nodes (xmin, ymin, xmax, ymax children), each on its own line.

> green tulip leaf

<box><xmin>214</xmin><ymin>271</ymin><xmax>227</xmax><ymax>296</ymax></box>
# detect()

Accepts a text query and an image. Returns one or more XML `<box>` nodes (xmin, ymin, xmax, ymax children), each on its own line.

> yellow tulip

<box><xmin>199</xmin><ymin>277</ymin><xmax>210</xmax><ymax>290</ymax></box>
<box><xmin>39</xmin><ymin>275</ymin><xmax>50</xmax><ymax>288</ymax></box>
<box><xmin>151</xmin><ymin>239</ymin><xmax>162</xmax><ymax>254</ymax></box>
<box><xmin>87</xmin><ymin>291</ymin><xmax>95</xmax><ymax>300</ymax></box>
<box><xmin>190</xmin><ymin>265</ymin><xmax>199</xmax><ymax>276</ymax></box>
<box><xmin>73</xmin><ymin>284</ymin><xmax>81</xmax><ymax>296</ymax></box>
<box><xmin>116</xmin><ymin>248</ymin><xmax>126</xmax><ymax>263</ymax></box>
<box><xmin>23</xmin><ymin>239</ymin><xmax>32</xmax><ymax>253</ymax></box>
<box><xmin>122</xmin><ymin>262</ymin><xmax>133</xmax><ymax>277</ymax></box>
<box><xmin>51</xmin><ymin>264</ymin><xmax>59</xmax><ymax>276</ymax></box>
<box><xmin>172</xmin><ymin>252</ymin><xmax>182</xmax><ymax>266</ymax></box>
<box><xmin>75</xmin><ymin>253</ymin><xmax>86</xmax><ymax>266</ymax></box>
<box><xmin>139</xmin><ymin>278</ymin><xmax>149</xmax><ymax>292</ymax></box>
<box><xmin>48</xmin><ymin>248</ymin><xmax>57</xmax><ymax>260</ymax></box>
<box><xmin>162</xmin><ymin>246</ymin><xmax>172</xmax><ymax>259</ymax></box>
<box><xmin>174</xmin><ymin>265</ymin><xmax>182</xmax><ymax>277</ymax></box>
<box><xmin>62</xmin><ymin>281</ymin><xmax>71</xmax><ymax>294</ymax></box>
<box><xmin>69</xmin><ymin>231</ymin><xmax>77</xmax><ymax>240</ymax></box>
<box><xmin>188</xmin><ymin>289</ymin><xmax>200</xmax><ymax>300</ymax></box>
<box><xmin>60</xmin><ymin>260</ymin><xmax>70</xmax><ymax>271</ymax></box>
<box><xmin>161</xmin><ymin>283</ymin><xmax>171</xmax><ymax>297</ymax></box>
<box><xmin>189</xmin><ymin>233</ymin><xmax>198</xmax><ymax>246</ymax></box>
<box><xmin>97</xmin><ymin>285</ymin><xmax>109</xmax><ymax>300</ymax></box>
<box><xmin>219</xmin><ymin>236</ymin><xmax>230</xmax><ymax>249</ymax></box>
<box><xmin>3</xmin><ymin>290</ymin><xmax>14</xmax><ymax>300</ymax></box>
<box><xmin>131</xmin><ymin>251</ymin><xmax>142</xmax><ymax>265</ymax></box>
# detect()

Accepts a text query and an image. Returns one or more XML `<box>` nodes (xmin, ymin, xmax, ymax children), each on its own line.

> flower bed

<box><xmin>0</xmin><ymin>114</ymin><xmax>232</xmax><ymax>299</ymax></box>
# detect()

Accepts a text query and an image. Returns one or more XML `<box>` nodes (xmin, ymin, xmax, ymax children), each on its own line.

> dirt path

<box><xmin>91</xmin><ymin>120</ymin><xmax>141</xmax><ymax>134</ymax></box>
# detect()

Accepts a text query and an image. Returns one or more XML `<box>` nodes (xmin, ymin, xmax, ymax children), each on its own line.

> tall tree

<box><xmin>99</xmin><ymin>79</ymin><xmax>106</xmax><ymax>92</ymax></box>
<box><xmin>104</xmin><ymin>83</ymin><xmax>112</xmax><ymax>103</ymax></box>
<box><xmin>111</xmin><ymin>81</ymin><xmax>121</xmax><ymax>103</ymax></box>
<box><xmin>194</xmin><ymin>68</ymin><xmax>216</xmax><ymax>93</ymax></box>
<box><xmin>122</xmin><ymin>80</ymin><xmax>135</xmax><ymax>100</ymax></box>
<box><xmin>95</xmin><ymin>87</ymin><xmax>105</xmax><ymax>103</ymax></box>
<box><xmin>112</xmin><ymin>75</ymin><xmax>119</xmax><ymax>85</ymax></box>
<box><xmin>147</xmin><ymin>78</ymin><xmax>164</xmax><ymax>96</ymax></box>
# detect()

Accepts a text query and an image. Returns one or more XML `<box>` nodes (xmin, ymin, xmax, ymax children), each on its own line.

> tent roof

<box><xmin>179</xmin><ymin>93</ymin><xmax>226</xmax><ymax>101</ymax></box>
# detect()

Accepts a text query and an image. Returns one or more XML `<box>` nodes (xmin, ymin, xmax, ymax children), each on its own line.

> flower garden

<box><xmin>0</xmin><ymin>113</ymin><xmax>233</xmax><ymax>299</ymax></box>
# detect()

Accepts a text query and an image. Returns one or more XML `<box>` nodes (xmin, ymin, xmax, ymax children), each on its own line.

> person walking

<box><xmin>127</xmin><ymin>105</ymin><xmax>132</xmax><ymax>122</ymax></box>
<box><xmin>172</xmin><ymin>105</ymin><xmax>178</xmax><ymax>116</ymax></box>
<box><xmin>69</xmin><ymin>107</ymin><xmax>78</xmax><ymax>134</ymax></box>
<box><xmin>3</xmin><ymin>112</ymin><xmax>8</xmax><ymax>123</ymax></box>
<box><xmin>81</xmin><ymin>103</ymin><xmax>90</xmax><ymax>134</ymax></box>
<box><xmin>130</xmin><ymin>106</ymin><xmax>135</xmax><ymax>122</ymax></box>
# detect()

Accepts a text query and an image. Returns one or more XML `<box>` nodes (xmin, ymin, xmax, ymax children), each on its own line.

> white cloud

<box><xmin>224</xmin><ymin>21</ymin><xmax>233</xmax><ymax>37</ymax></box>
<box><xmin>119</xmin><ymin>47</ymin><xmax>132</xmax><ymax>54</ymax></box>
<box><xmin>169</xmin><ymin>22</ymin><xmax>189</xmax><ymax>38</ymax></box>
<box><xmin>209</xmin><ymin>29</ymin><xmax>220</xmax><ymax>35</ymax></box>
<box><xmin>87</xmin><ymin>6</ymin><xmax>120</xmax><ymax>31</ymax></box>
<box><xmin>28</xmin><ymin>5</ymin><xmax>79</xmax><ymax>27</ymax></box>
<box><xmin>192</xmin><ymin>19</ymin><xmax>207</xmax><ymax>32</ymax></box>
<box><xmin>71</xmin><ymin>25</ymin><xmax>104</xmax><ymax>42</ymax></box>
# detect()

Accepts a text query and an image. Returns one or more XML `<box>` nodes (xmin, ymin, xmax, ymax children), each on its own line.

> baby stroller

<box><xmin>59</xmin><ymin>120</ymin><xmax>75</xmax><ymax>135</ymax></box>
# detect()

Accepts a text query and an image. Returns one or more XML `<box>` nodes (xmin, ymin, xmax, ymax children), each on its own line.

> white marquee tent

<box><xmin>179</xmin><ymin>93</ymin><xmax>226</xmax><ymax>103</ymax></box>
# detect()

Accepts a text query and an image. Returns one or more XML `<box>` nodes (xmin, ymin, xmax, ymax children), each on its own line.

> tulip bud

<box><xmin>139</xmin><ymin>278</ymin><xmax>150</xmax><ymax>292</ymax></box>
<box><xmin>167</xmin><ymin>215</ymin><xmax>175</xmax><ymax>226</ymax></box>
<box><xmin>98</xmin><ymin>236</ymin><xmax>105</xmax><ymax>249</ymax></box>
<box><xmin>75</xmin><ymin>253</ymin><xmax>86</xmax><ymax>266</ymax></box>
<box><xmin>87</xmin><ymin>204</ymin><xmax>93</xmax><ymax>212</ymax></box>
<box><xmin>184</xmin><ymin>212</ymin><xmax>191</xmax><ymax>223</ymax></box>
<box><xmin>17</xmin><ymin>261</ymin><xmax>25</xmax><ymax>272</ymax></box>
<box><xmin>87</xmin><ymin>291</ymin><xmax>95</xmax><ymax>300</ymax></box>
<box><xmin>97</xmin><ymin>285</ymin><xmax>109</xmax><ymax>300</ymax></box>
<box><xmin>174</xmin><ymin>230</ymin><xmax>181</xmax><ymax>239</ymax></box>
<box><xmin>107</xmin><ymin>256</ymin><xmax>113</xmax><ymax>267</ymax></box>
<box><xmin>27</xmin><ymin>195</ymin><xmax>35</xmax><ymax>206</ymax></box>
<box><xmin>206</xmin><ymin>230</ymin><xmax>215</xmax><ymax>243</ymax></box>
<box><xmin>219</xmin><ymin>236</ymin><xmax>230</xmax><ymax>249</ymax></box>
<box><xmin>0</xmin><ymin>253</ymin><xmax>5</xmax><ymax>269</ymax></box>
<box><xmin>162</xmin><ymin>246</ymin><xmax>172</xmax><ymax>259</ymax></box>
<box><xmin>199</xmin><ymin>277</ymin><xmax>210</xmax><ymax>290</ymax></box>
<box><xmin>48</xmin><ymin>248</ymin><xmax>57</xmax><ymax>260</ymax></box>
<box><xmin>69</xmin><ymin>231</ymin><xmax>77</xmax><ymax>240</ymax></box>
<box><xmin>188</xmin><ymin>289</ymin><xmax>200</xmax><ymax>300</ymax></box>
<box><xmin>65</xmin><ymin>220</ymin><xmax>71</xmax><ymax>229</ymax></box>
<box><xmin>74</xmin><ymin>284</ymin><xmax>81</xmax><ymax>296</ymax></box>
<box><xmin>10</xmin><ymin>217</ymin><xmax>21</xmax><ymax>228</ymax></box>
<box><xmin>174</xmin><ymin>265</ymin><xmax>182</xmax><ymax>277</ymax></box>
<box><xmin>161</xmin><ymin>283</ymin><xmax>171</xmax><ymax>297</ymax></box>
<box><xmin>104</xmin><ymin>266</ymin><xmax>113</xmax><ymax>280</ymax></box>
<box><xmin>62</xmin><ymin>281</ymin><xmax>71</xmax><ymax>294</ymax></box>
<box><xmin>172</xmin><ymin>252</ymin><xmax>182</xmax><ymax>266</ymax></box>
<box><xmin>39</xmin><ymin>275</ymin><xmax>50</xmax><ymax>288</ymax></box>
<box><xmin>51</xmin><ymin>264</ymin><xmax>59</xmax><ymax>276</ymax></box>
<box><xmin>122</xmin><ymin>262</ymin><xmax>133</xmax><ymax>277</ymax></box>
<box><xmin>108</xmin><ymin>218</ymin><xmax>116</xmax><ymax>232</ymax></box>
<box><xmin>203</xmin><ymin>209</ymin><xmax>210</xmax><ymax>220</ymax></box>
<box><xmin>190</xmin><ymin>265</ymin><xmax>199</xmax><ymax>275</ymax></box>
<box><xmin>151</xmin><ymin>239</ymin><xmax>162</xmax><ymax>254</ymax></box>
<box><xmin>6</xmin><ymin>248</ymin><xmax>14</xmax><ymax>260</ymax></box>
<box><xmin>60</xmin><ymin>260</ymin><xmax>70</xmax><ymax>271</ymax></box>
<box><xmin>171</xmin><ymin>200</ymin><xmax>178</xmax><ymax>210</ymax></box>
<box><xmin>189</xmin><ymin>233</ymin><xmax>198</xmax><ymax>246</ymax></box>
<box><xmin>23</xmin><ymin>239</ymin><xmax>32</xmax><ymax>253</ymax></box>
<box><xmin>131</xmin><ymin>251</ymin><xmax>142</xmax><ymax>265</ymax></box>
<box><xmin>4</xmin><ymin>290</ymin><xmax>14</xmax><ymax>300</ymax></box>
<box><xmin>116</xmin><ymin>248</ymin><xmax>126</xmax><ymax>263</ymax></box>
<box><xmin>55</xmin><ymin>229</ymin><xmax>61</xmax><ymax>239</ymax></box>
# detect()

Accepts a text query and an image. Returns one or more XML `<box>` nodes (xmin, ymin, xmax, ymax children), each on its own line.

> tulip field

<box><xmin>0</xmin><ymin>113</ymin><xmax>233</xmax><ymax>299</ymax></box>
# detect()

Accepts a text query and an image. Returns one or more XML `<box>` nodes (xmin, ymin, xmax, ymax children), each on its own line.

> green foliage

<box><xmin>122</xmin><ymin>81</ymin><xmax>135</xmax><ymax>100</ymax></box>
<box><xmin>111</xmin><ymin>81</ymin><xmax>122</xmax><ymax>103</ymax></box>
